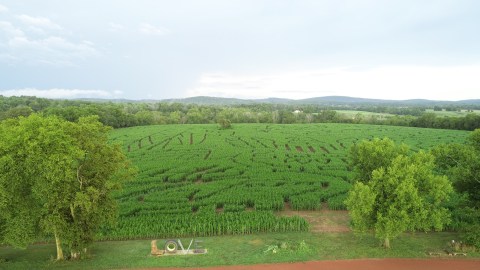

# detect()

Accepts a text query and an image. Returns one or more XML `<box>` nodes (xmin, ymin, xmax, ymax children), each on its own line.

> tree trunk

<box><xmin>54</xmin><ymin>231</ymin><xmax>64</xmax><ymax>260</ymax></box>
<box><xmin>383</xmin><ymin>237</ymin><xmax>390</xmax><ymax>249</ymax></box>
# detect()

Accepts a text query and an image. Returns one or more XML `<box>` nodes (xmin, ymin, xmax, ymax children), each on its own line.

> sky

<box><xmin>0</xmin><ymin>0</ymin><xmax>479</xmax><ymax>101</ymax></box>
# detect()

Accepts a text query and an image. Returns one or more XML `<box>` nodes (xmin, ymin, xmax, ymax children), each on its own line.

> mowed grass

<box><xmin>1</xmin><ymin>231</ymin><xmax>479</xmax><ymax>270</ymax></box>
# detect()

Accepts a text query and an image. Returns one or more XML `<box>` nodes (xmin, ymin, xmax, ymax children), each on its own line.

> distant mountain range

<box><xmin>158</xmin><ymin>96</ymin><xmax>480</xmax><ymax>106</ymax></box>
<box><xmin>77</xmin><ymin>96</ymin><xmax>480</xmax><ymax>106</ymax></box>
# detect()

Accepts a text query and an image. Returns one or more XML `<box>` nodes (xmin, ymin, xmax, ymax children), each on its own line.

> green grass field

<box><xmin>335</xmin><ymin>110</ymin><xmax>395</xmax><ymax>119</ymax></box>
<box><xmin>102</xmin><ymin>123</ymin><xmax>468</xmax><ymax>240</ymax></box>
<box><xmin>425</xmin><ymin>109</ymin><xmax>480</xmax><ymax>117</ymax></box>
<box><xmin>2</xmin><ymin>231</ymin><xmax>478</xmax><ymax>269</ymax></box>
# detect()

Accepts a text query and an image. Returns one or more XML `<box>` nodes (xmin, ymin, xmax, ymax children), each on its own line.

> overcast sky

<box><xmin>1</xmin><ymin>0</ymin><xmax>479</xmax><ymax>100</ymax></box>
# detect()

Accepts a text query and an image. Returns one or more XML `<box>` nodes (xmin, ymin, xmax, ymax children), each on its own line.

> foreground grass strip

<box><xmin>1</xmin><ymin>232</ymin><xmax>479</xmax><ymax>269</ymax></box>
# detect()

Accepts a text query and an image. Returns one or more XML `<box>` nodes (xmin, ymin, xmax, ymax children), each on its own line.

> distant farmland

<box><xmin>104</xmin><ymin>124</ymin><xmax>469</xmax><ymax>240</ymax></box>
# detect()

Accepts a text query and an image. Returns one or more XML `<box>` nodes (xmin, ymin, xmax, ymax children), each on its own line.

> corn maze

<box><xmin>102</xmin><ymin>123</ymin><xmax>468</xmax><ymax>240</ymax></box>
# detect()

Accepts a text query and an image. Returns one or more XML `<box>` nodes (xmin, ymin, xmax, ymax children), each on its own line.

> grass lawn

<box><xmin>1</xmin><ymin>231</ymin><xmax>478</xmax><ymax>269</ymax></box>
<box><xmin>425</xmin><ymin>109</ymin><xmax>480</xmax><ymax>117</ymax></box>
<box><xmin>335</xmin><ymin>110</ymin><xmax>395</xmax><ymax>119</ymax></box>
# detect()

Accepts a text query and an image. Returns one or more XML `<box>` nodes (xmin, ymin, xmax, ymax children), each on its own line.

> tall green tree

<box><xmin>433</xmin><ymin>129</ymin><xmax>480</xmax><ymax>205</ymax></box>
<box><xmin>432</xmin><ymin>129</ymin><xmax>480</xmax><ymax>248</ymax></box>
<box><xmin>349</xmin><ymin>138</ymin><xmax>409</xmax><ymax>183</ymax></box>
<box><xmin>0</xmin><ymin>114</ymin><xmax>134</xmax><ymax>260</ymax></box>
<box><xmin>346</xmin><ymin>140</ymin><xmax>452</xmax><ymax>248</ymax></box>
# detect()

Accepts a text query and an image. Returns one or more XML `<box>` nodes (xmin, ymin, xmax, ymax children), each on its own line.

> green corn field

<box><xmin>103</xmin><ymin>123</ymin><xmax>469</xmax><ymax>239</ymax></box>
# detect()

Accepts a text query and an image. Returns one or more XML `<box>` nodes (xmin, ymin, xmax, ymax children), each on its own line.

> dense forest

<box><xmin>1</xmin><ymin>95</ymin><xmax>480</xmax><ymax>130</ymax></box>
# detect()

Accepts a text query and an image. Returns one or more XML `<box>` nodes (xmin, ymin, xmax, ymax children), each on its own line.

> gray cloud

<box><xmin>1</xmin><ymin>0</ymin><xmax>479</xmax><ymax>100</ymax></box>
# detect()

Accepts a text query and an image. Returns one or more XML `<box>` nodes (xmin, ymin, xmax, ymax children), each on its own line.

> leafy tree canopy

<box><xmin>432</xmin><ymin>129</ymin><xmax>480</xmax><ymax>248</ymax></box>
<box><xmin>346</xmin><ymin>139</ymin><xmax>452</xmax><ymax>248</ymax></box>
<box><xmin>433</xmin><ymin>129</ymin><xmax>480</xmax><ymax>206</ymax></box>
<box><xmin>349</xmin><ymin>138</ymin><xmax>409</xmax><ymax>183</ymax></box>
<box><xmin>0</xmin><ymin>114</ymin><xmax>134</xmax><ymax>260</ymax></box>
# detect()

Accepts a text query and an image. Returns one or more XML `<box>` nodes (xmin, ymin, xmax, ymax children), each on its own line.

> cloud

<box><xmin>0</xmin><ymin>88</ymin><xmax>122</xmax><ymax>99</ymax></box>
<box><xmin>187</xmin><ymin>66</ymin><xmax>480</xmax><ymax>101</ymax></box>
<box><xmin>108</xmin><ymin>22</ymin><xmax>125</xmax><ymax>32</ymax></box>
<box><xmin>139</xmin><ymin>23</ymin><xmax>169</xmax><ymax>36</ymax></box>
<box><xmin>0</xmin><ymin>4</ymin><xmax>8</xmax><ymax>13</ymax></box>
<box><xmin>0</xmin><ymin>21</ymin><xmax>25</xmax><ymax>37</ymax></box>
<box><xmin>6</xmin><ymin>36</ymin><xmax>98</xmax><ymax>66</ymax></box>
<box><xmin>16</xmin><ymin>14</ymin><xmax>62</xmax><ymax>30</ymax></box>
<box><xmin>0</xmin><ymin>14</ymin><xmax>99</xmax><ymax>66</ymax></box>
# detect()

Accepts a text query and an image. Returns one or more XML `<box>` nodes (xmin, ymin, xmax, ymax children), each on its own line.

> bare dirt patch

<box><xmin>146</xmin><ymin>259</ymin><xmax>480</xmax><ymax>270</ymax></box>
<box><xmin>308</xmin><ymin>146</ymin><xmax>315</xmax><ymax>152</ymax></box>
<box><xmin>248</xmin><ymin>239</ymin><xmax>264</xmax><ymax>246</ymax></box>
<box><xmin>278</xmin><ymin>202</ymin><xmax>350</xmax><ymax>233</ymax></box>
<box><xmin>295</xmin><ymin>146</ymin><xmax>304</xmax><ymax>152</ymax></box>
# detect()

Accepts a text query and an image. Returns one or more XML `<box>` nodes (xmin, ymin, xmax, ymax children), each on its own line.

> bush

<box><xmin>218</xmin><ymin>119</ymin><xmax>232</xmax><ymax>129</ymax></box>
<box><xmin>462</xmin><ymin>223</ymin><xmax>480</xmax><ymax>249</ymax></box>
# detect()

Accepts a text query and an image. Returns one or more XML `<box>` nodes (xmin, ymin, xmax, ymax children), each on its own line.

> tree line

<box><xmin>1</xmin><ymin>95</ymin><xmax>480</xmax><ymax>130</ymax></box>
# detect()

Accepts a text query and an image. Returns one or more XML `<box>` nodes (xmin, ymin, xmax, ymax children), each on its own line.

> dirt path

<box><xmin>138</xmin><ymin>259</ymin><xmax>480</xmax><ymax>270</ymax></box>
<box><xmin>277</xmin><ymin>202</ymin><xmax>351</xmax><ymax>233</ymax></box>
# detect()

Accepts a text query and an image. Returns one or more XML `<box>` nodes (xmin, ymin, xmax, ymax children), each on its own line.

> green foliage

<box><xmin>263</xmin><ymin>240</ymin><xmax>311</xmax><ymax>255</ymax></box>
<box><xmin>0</xmin><ymin>114</ymin><xmax>134</xmax><ymax>259</ymax></box>
<box><xmin>1</xmin><ymin>95</ymin><xmax>480</xmax><ymax>130</ymax></box>
<box><xmin>346</xmin><ymin>139</ymin><xmax>453</xmax><ymax>248</ymax></box>
<box><xmin>468</xmin><ymin>128</ymin><xmax>480</xmax><ymax>151</ymax></box>
<box><xmin>218</xmin><ymin>118</ymin><xmax>232</xmax><ymax>129</ymax></box>
<box><xmin>433</xmin><ymin>129</ymin><xmax>480</xmax><ymax>206</ymax></box>
<box><xmin>350</xmin><ymin>138</ymin><xmax>409</xmax><ymax>183</ymax></box>
<box><xmin>432</xmin><ymin>128</ymin><xmax>480</xmax><ymax>247</ymax></box>
<box><xmin>462</xmin><ymin>224</ymin><xmax>480</xmax><ymax>248</ymax></box>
